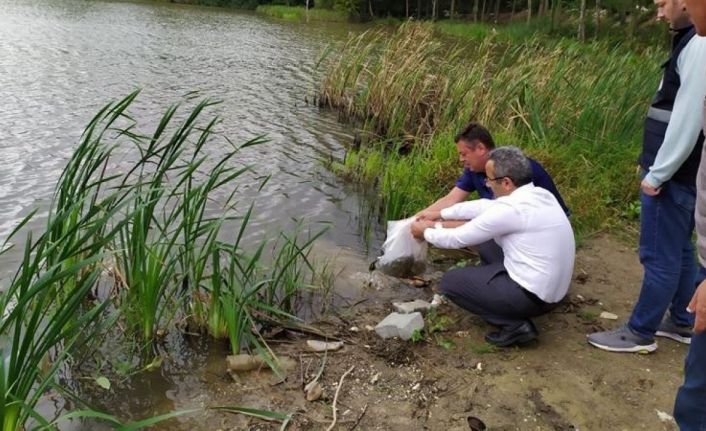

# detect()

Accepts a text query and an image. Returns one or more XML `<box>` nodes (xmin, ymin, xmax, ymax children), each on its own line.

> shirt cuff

<box><xmin>643</xmin><ymin>172</ymin><xmax>662</xmax><ymax>189</ymax></box>
<box><xmin>423</xmin><ymin>227</ymin><xmax>439</xmax><ymax>244</ymax></box>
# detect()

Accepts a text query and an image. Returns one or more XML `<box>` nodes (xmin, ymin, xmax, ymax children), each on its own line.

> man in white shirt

<box><xmin>411</xmin><ymin>146</ymin><xmax>575</xmax><ymax>347</ymax></box>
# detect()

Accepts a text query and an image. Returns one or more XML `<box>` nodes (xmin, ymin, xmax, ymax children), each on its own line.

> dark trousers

<box><xmin>438</xmin><ymin>241</ymin><xmax>559</xmax><ymax>331</ymax></box>
<box><xmin>674</xmin><ymin>331</ymin><xmax>706</xmax><ymax>430</ymax></box>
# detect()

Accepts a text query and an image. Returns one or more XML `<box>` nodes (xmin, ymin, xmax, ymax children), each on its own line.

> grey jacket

<box><xmin>696</xmin><ymin>97</ymin><xmax>706</xmax><ymax>265</ymax></box>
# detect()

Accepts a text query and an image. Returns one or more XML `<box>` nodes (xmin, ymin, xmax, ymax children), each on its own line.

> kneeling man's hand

<box><xmin>411</xmin><ymin>220</ymin><xmax>434</xmax><ymax>240</ymax></box>
<box><xmin>416</xmin><ymin>209</ymin><xmax>441</xmax><ymax>221</ymax></box>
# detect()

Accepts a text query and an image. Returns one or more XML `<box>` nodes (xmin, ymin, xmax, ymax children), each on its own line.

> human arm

<box><xmin>410</xmin><ymin>219</ymin><xmax>468</xmax><ymax>240</ymax></box>
<box><xmin>643</xmin><ymin>37</ymin><xmax>706</xmax><ymax>189</ymax></box>
<box><xmin>416</xmin><ymin>187</ymin><xmax>470</xmax><ymax>220</ymax></box>
<box><xmin>689</xmin><ymin>279</ymin><xmax>706</xmax><ymax>333</ymax></box>
<box><xmin>422</xmin><ymin>201</ymin><xmax>518</xmax><ymax>249</ymax></box>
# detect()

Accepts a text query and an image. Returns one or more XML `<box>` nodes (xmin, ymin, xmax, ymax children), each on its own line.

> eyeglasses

<box><xmin>484</xmin><ymin>176</ymin><xmax>509</xmax><ymax>185</ymax></box>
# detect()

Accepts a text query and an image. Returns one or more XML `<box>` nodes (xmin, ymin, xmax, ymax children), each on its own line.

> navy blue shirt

<box><xmin>455</xmin><ymin>158</ymin><xmax>570</xmax><ymax>216</ymax></box>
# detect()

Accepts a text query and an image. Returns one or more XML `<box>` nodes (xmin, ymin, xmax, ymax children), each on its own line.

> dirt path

<box><xmin>193</xmin><ymin>235</ymin><xmax>686</xmax><ymax>430</ymax></box>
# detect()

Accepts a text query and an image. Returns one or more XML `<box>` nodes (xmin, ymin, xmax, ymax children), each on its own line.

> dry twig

<box><xmin>326</xmin><ymin>365</ymin><xmax>355</xmax><ymax>431</ymax></box>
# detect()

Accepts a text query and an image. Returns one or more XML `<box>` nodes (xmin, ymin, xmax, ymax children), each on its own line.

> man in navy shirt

<box><xmin>417</xmin><ymin>122</ymin><xmax>569</xmax><ymax>225</ymax></box>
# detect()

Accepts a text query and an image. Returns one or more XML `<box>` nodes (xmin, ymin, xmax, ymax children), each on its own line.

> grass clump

<box><xmin>0</xmin><ymin>91</ymin><xmax>323</xmax><ymax>428</ymax></box>
<box><xmin>319</xmin><ymin>21</ymin><xmax>660</xmax><ymax>236</ymax></box>
<box><xmin>256</xmin><ymin>5</ymin><xmax>349</xmax><ymax>22</ymax></box>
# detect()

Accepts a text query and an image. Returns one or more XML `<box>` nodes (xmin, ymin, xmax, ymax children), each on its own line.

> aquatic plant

<box><xmin>0</xmin><ymin>91</ymin><xmax>324</xmax><ymax>429</ymax></box>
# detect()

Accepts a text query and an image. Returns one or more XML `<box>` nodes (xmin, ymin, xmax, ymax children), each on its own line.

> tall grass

<box><xmin>0</xmin><ymin>91</ymin><xmax>325</xmax><ymax>428</ymax></box>
<box><xmin>320</xmin><ymin>22</ymin><xmax>660</xmax><ymax>235</ymax></box>
<box><xmin>256</xmin><ymin>5</ymin><xmax>349</xmax><ymax>22</ymax></box>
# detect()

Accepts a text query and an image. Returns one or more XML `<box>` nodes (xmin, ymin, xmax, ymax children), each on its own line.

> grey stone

<box><xmin>375</xmin><ymin>312</ymin><xmax>424</xmax><ymax>340</ymax></box>
<box><xmin>393</xmin><ymin>299</ymin><xmax>433</xmax><ymax>314</ymax></box>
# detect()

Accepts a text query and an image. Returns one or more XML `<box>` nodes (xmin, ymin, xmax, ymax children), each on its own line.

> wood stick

<box><xmin>348</xmin><ymin>403</ymin><xmax>368</xmax><ymax>430</ymax></box>
<box><xmin>326</xmin><ymin>365</ymin><xmax>355</xmax><ymax>431</ymax></box>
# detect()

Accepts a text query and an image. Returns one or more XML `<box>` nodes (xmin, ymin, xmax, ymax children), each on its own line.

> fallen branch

<box><xmin>326</xmin><ymin>365</ymin><xmax>355</xmax><ymax>431</ymax></box>
<box><xmin>348</xmin><ymin>403</ymin><xmax>368</xmax><ymax>430</ymax></box>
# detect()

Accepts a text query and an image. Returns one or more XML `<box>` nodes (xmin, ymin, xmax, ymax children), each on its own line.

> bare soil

<box><xmin>174</xmin><ymin>235</ymin><xmax>687</xmax><ymax>430</ymax></box>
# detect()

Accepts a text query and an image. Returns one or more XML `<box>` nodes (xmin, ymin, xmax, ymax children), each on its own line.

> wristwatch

<box><xmin>434</xmin><ymin>222</ymin><xmax>443</xmax><ymax>229</ymax></box>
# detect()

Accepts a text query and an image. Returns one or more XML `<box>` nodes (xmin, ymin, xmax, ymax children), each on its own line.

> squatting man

<box><xmin>410</xmin><ymin>146</ymin><xmax>575</xmax><ymax>347</ymax></box>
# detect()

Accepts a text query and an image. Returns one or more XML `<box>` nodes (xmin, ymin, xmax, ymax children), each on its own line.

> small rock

<box><xmin>599</xmin><ymin>311</ymin><xmax>619</xmax><ymax>320</ymax></box>
<box><xmin>349</xmin><ymin>326</ymin><xmax>360</xmax><ymax>332</ymax></box>
<box><xmin>576</xmin><ymin>294</ymin><xmax>585</xmax><ymax>301</ymax></box>
<box><xmin>412</xmin><ymin>382</ymin><xmax>421</xmax><ymax>391</ymax></box>
<box><xmin>306</xmin><ymin>340</ymin><xmax>344</xmax><ymax>352</ymax></box>
<box><xmin>226</xmin><ymin>354</ymin><xmax>265</xmax><ymax>372</ymax></box>
<box><xmin>393</xmin><ymin>299</ymin><xmax>433</xmax><ymax>314</ymax></box>
<box><xmin>365</xmin><ymin>325</ymin><xmax>375</xmax><ymax>331</ymax></box>
<box><xmin>305</xmin><ymin>381</ymin><xmax>323</xmax><ymax>401</ymax></box>
<box><xmin>370</xmin><ymin>372</ymin><xmax>381</xmax><ymax>384</ymax></box>
<box><xmin>476</xmin><ymin>362</ymin><xmax>483</xmax><ymax>371</ymax></box>
<box><xmin>430</xmin><ymin>293</ymin><xmax>447</xmax><ymax>307</ymax></box>
<box><xmin>375</xmin><ymin>312</ymin><xmax>425</xmax><ymax>340</ymax></box>
<box><xmin>656</xmin><ymin>409</ymin><xmax>675</xmax><ymax>423</ymax></box>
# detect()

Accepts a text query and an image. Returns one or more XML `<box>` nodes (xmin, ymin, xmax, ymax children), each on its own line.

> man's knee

<box><xmin>439</xmin><ymin>268</ymin><xmax>468</xmax><ymax>298</ymax></box>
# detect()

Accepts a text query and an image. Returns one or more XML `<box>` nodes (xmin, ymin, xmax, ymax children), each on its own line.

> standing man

<box><xmin>588</xmin><ymin>0</ymin><xmax>706</xmax><ymax>353</ymax></box>
<box><xmin>416</xmin><ymin>122</ymin><xmax>569</xmax><ymax>227</ymax></box>
<box><xmin>411</xmin><ymin>147</ymin><xmax>575</xmax><ymax>347</ymax></box>
<box><xmin>675</xmin><ymin>0</ymin><xmax>706</xmax><ymax>427</ymax></box>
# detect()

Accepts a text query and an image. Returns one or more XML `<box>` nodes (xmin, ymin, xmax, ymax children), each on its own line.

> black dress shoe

<box><xmin>484</xmin><ymin>321</ymin><xmax>538</xmax><ymax>347</ymax></box>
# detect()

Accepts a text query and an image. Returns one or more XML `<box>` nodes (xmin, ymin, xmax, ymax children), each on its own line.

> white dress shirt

<box><xmin>423</xmin><ymin>184</ymin><xmax>575</xmax><ymax>303</ymax></box>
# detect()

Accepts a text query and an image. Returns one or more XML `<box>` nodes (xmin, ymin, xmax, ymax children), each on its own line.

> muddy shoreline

<box><xmin>121</xmin><ymin>234</ymin><xmax>682</xmax><ymax>430</ymax></box>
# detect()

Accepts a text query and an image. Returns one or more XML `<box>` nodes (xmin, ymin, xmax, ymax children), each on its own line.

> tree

<box><xmin>578</xmin><ymin>0</ymin><xmax>586</xmax><ymax>41</ymax></box>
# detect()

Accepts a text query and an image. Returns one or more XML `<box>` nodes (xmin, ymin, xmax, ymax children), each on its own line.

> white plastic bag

<box><xmin>375</xmin><ymin>217</ymin><xmax>427</xmax><ymax>278</ymax></box>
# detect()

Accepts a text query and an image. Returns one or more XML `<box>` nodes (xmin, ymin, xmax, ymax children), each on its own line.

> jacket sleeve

<box><xmin>644</xmin><ymin>36</ymin><xmax>706</xmax><ymax>188</ymax></box>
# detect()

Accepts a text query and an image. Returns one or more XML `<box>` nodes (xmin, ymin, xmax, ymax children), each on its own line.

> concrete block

<box><xmin>393</xmin><ymin>299</ymin><xmax>433</xmax><ymax>314</ymax></box>
<box><xmin>375</xmin><ymin>312</ymin><xmax>424</xmax><ymax>340</ymax></box>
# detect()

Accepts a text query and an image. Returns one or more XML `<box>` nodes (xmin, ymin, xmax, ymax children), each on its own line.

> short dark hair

<box><xmin>454</xmin><ymin>122</ymin><xmax>495</xmax><ymax>149</ymax></box>
<box><xmin>488</xmin><ymin>146</ymin><xmax>533</xmax><ymax>187</ymax></box>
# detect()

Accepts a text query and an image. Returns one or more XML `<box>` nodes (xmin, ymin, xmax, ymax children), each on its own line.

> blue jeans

<box><xmin>628</xmin><ymin>179</ymin><xmax>697</xmax><ymax>339</ymax></box>
<box><xmin>674</xmin><ymin>332</ymin><xmax>706</xmax><ymax>430</ymax></box>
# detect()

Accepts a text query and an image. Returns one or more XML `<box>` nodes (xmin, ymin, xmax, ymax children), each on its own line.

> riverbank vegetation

<box><xmin>0</xmin><ymin>92</ymin><xmax>324</xmax><ymax>429</ymax></box>
<box><xmin>318</xmin><ymin>22</ymin><xmax>659</xmax><ymax>236</ymax></box>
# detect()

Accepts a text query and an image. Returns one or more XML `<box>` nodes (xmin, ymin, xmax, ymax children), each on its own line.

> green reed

<box><xmin>0</xmin><ymin>91</ymin><xmax>323</xmax><ymax>429</ymax></box>
<box><xmin>320</xmin><ymin>22</ymin><xmax>660</xmax><ymax>235</ymax></box>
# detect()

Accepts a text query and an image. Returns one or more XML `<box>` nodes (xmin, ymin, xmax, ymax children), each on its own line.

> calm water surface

<box><xmin>0</xmin><ymin>0</ymin><xmax>389</xmax><ymax>427</ymax></box>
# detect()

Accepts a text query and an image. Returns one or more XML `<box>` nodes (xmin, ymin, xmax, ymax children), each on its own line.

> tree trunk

<box><xmin>594</xmin><ymin>0</ymin><xmax>601</xmax><ymax>39</ymax></box>
<box><xmin>494</xmin><ymin>0</ymin><xmax>500</xmax><ymax>23</ymax></box>
<box><xmin>432</xmin><ymin>0</ymin><xmax>438</xmax><ymax>20</ymax></box>
<box><xmin>473</xmin><ymin>0</ymin><xmax>479</xmax><ymax>21</ymax></box>
<box><xmin>481</xmin><ymin>0</ymin><xmax>486</xmax><ymax>21</ymax></box>
<box><xmin>511</xmin><ymin>0</ymin><xmax>517</xmax><ymax>20</ymax></box>
<box><xmin>450</xmin><ymin>0</ymin><xmax>455</xmax><ymax>19</ymax></box>
<box><xmin>406</xmin><ymin>0</ymin><xmax>410</xmax><ymax>18</ymax></box>
<box><xmin>368</xmin><ymin>0</ymin><xmax>374</xmax><ymax>18</ymax></box>
<box><xmin>417</xmin><ymin>0</ymin><xmax>422</xmax><ymax>18</ymax></box>
<box><xmin>527</xmin><ymin>0</ymin><xmax>532</xmax><ymax>23</ymax></box>
<box><xmin>578</xmin><ymin>0</ymin><xmax>586</xmax><ymax>41</ymax></box>
<box><xmin>550</xmin><ymin>0</ymin><xmax>560</xmax><ymax>31</ymax></box>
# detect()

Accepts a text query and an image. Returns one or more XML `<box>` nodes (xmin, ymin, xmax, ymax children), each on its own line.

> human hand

<box><xmin>688</xmin><ymin>278</ymin><xmax>706</xmax><ymax>333</ymax></box>
<box><xmin>640</xmin><ymin>179</ymin><xmax>661</xmax><ymax>196</ymax></box>
<box><xmin>416</xmin><ymin>209</ymin><xmax>441</xmax><ymax>221</ymax></box>
<box><xmin>411</xmin><ymin>220</ymin><xmax>434</xmax><ymax>240</ymax></box>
